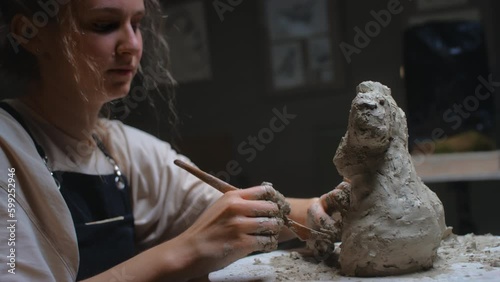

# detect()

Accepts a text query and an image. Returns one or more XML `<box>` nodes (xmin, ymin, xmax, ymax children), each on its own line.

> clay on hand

<box><xmin>260</xmin><ymin>183</ymin><xmax>291</xmax><ymax>218</ymax></box>
<box><xmin>178</xmin><ymin>185</ymin><xmax>287</xmax><ymax>277</ymax></box>
<box><xmin>306</xmin><ymin>180</ymin><xmax>351</xmax><ymax>260</ymax></box>
<box><xmin>333</xmin><ymin>81</ymin><xmax>448</xmax><ymax>277</ymax></box>
<box><xmin>252</xmin><ymin>184</ymin><xmax>291</xmax><ymax>252</ymax></box>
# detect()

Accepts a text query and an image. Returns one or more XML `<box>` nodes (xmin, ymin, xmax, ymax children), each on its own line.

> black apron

<box><xmin>0</xmin><ymin>102</ymin><xmax>136</xmax><ymax>280</ymax></box>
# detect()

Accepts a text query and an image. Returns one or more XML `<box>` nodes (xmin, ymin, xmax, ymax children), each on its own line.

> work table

<box><xmin>210</xmin><ymin>234</ymin><xmax>500</xmax><ymax>281</ymax></box>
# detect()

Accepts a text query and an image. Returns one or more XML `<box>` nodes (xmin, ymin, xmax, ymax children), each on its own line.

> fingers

<box><xmin>208</xmin><ymin>185</ymin><xmax>288</xmax><ymax>256</ymax></box>
<box><xmin>320</xmin><ymin>181</ymin><xmax>351</xmax><ymax>215</ymax></box>
<box><xmin>230</xmin><ymin>216</ymin><xmax>285</xmax><ymax>235</ymax></box>
<box><xmin>256</xmin><ymin>235</ymin><xmax>279</xmax><ymax>252</ymax></box>
<box><xmin>228</xmin><ymin>218</ymin><xmax>282</xmax><ymax>254</ymax></box>
<box><xmin>251</xmin><ymin>217</ymin><xmax>285</xmax><ymax>235</ymax></box>
<box><xmin>307</xmin><ymin>200</ymin><xmax>337</xmax><ymax>233</ymax></box>
<box><xmin>303</xmin><ymin>180</ymin><xmax>352</xmax><ymax>261</ymax></box>
<box><xmin>230</xmin><ymin>185</ymin><xmax>291</xmax><ymax>216</ymax></box>
<box><xmin>305</xmin><ymin>200</ymin><xmax>339</xmax><ymax>260</ymax></box>
<box><xmin>253</xmin><ymin>234</ymin><xmax>279</xmax><ymax>252</ymax></box>
<box><xmin>306</xmin><ymin>237</ymin><xmax>335</xmax><ymax>261</ymax></box>
<box><xmin>234</xmin><ymin>234</ymin><xmax>280</xmax><ymax>254</ymax></box>
<box><xmin>263</xmin><ymin>186</ymin><xmax>291</xmax><ymax>216</ymax></box>
<box><xmin>236</xmin><ymin>185</ymin><xmax>280</xmax><ymax>201</ymax></box>
<box><xmin>223</xmin><ymin>194</ymin><xmax>281</xmax><ymax>217</ymax></box>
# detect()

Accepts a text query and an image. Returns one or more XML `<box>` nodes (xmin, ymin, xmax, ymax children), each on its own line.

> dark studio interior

<box><xmin>120</xmin><ymin>0</ymin><xmax>500</xmax><ymax>236</ymax></box>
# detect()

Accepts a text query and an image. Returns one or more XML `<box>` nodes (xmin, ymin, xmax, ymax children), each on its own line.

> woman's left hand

<box><xmin>306</xmin><ymin>181</ymin><xmax>350</xmax><ymax>260</ymax></box>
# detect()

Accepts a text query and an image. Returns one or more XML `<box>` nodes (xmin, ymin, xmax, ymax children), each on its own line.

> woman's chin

<box><xmin>105</xmin><ymin>84</ymin><xmax>132</xmax><ymax>100</ymax></box>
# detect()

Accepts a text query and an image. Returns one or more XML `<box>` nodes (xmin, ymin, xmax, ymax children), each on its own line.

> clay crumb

<box><xmin>289</xmin><ymin>251</ymin><xmax>301</xmax><ymax>260</ymax></box>
<box><xmin>253</xmin><ymin>258</ymin><xmax>262</xmax><ymax>265</ymax></box>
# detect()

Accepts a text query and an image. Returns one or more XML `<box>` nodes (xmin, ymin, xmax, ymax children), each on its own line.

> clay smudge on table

<box><xmin>264</xmin><ymin>234</ymin><xmax>499</xmax><ymax>281</ymax></box>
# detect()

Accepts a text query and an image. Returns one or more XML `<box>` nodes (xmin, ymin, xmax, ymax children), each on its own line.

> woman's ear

<box><xmin>9</xmin><ymin>14</ymin><xmax>44</xmax><ymax>55</ymax></box>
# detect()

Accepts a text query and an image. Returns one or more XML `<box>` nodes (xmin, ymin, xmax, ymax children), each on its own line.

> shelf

<box><xmin>413</xmin><ymin>150</ymin><xmax>500</xmax><ymax>183</ymax></box>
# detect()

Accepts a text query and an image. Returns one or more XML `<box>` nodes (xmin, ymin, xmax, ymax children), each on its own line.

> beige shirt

<box><xmin>0</xmin><ymin>100</ymin><xmax>222</xmax><ymax>281</ymax></box>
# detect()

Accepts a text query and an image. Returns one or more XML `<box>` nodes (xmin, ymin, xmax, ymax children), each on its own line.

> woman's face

<box><xmin>41</xmin><ymin>0</ymin><xmax>145</xmax><ymax>103</ymax></box>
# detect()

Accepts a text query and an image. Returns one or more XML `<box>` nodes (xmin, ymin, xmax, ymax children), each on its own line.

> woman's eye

<box><xmin>131</xmin><ymin>20</ymin><xmax>143</xmax><ymax>32</ymax></box>
<box><xmin>131</xmin><ymin>23</ymin><xmax>141</xmax><ymax>32</ymax></box>
<box><xmin>92</xmin><ymin>22</ymin><xmax>119</xmax><ymax>33</ymax></box>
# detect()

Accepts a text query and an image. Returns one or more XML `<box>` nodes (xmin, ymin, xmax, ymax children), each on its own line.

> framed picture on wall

<box><xmin>308</xmin><ymin>36</ymin><xmax>335</xmax><ymax>83</ymax></box>
<box><xmin>164</xmin><ymin>1</ymin><xmax>212</xmax><ymax>83</ymax></box>
<box><xmin>271</xmin><ymin>42</ymin><xmax>306</xmax><ymax>89</ymax></box>
<box><xmin>266</xmin><ymin>0</ymin><xmax>329</xmax><ymax>40</ymax></box>
<box><xmin>263</xmin><ymin>0</ymin><xmax>345</xmax><ymax>94</ymax></box>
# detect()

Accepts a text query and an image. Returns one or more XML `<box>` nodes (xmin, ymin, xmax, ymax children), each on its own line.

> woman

<box><xmin>0</xmin><ymin>0</ymin><xmax>347</xmax><ymax>281</ymax></box>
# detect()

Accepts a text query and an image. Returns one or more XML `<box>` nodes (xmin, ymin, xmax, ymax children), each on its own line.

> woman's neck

<box><xmin>20</xmin><ymin>83</ymin><xmax>105</xmax><ymax>142</ymax></box>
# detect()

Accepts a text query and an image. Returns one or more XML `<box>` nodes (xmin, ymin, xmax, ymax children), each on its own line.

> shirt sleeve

<box><xmin>105</xmin><ymin>121</ymin><xmax>223</xmax><ymax>251</ymax></box>
<box><xmin>0</xmin><ymin>112</ymin><xmax>79</xmax><ymax>281</ymax></box>
<box><xmin>0</xmin><ymin>184</ymin><xmax>70</xmax><ymax>282</ymax></box>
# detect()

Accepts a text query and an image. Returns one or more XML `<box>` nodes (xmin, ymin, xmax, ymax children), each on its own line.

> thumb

<box><xmin>320</xmin><ymin>181</ymin><xmax>351</xmax><ymax>215</ymax></box>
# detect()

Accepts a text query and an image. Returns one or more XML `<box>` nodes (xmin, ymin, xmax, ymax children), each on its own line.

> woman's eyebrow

<box><xmin>88</xmin><ymin>7</ymin><xmax>145</xmax><ymax>17</ymax></box>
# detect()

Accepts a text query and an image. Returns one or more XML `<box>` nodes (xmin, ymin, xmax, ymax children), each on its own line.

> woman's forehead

<box><xmin>78</xmin><ymin>0</ymin><xmax>145</xmax><ymax>12</ymax></box>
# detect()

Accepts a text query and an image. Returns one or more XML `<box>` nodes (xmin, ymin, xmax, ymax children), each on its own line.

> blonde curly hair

<box><xmin>0</xmin><ymin>0</ymin><xmax>178</xmax><ymax>136</ymax></box>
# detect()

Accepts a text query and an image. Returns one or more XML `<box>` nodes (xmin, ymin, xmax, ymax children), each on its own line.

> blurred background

<box><xmin>123</xmin><ymin>0</ymin><xmax>500</xmax><ymax>235</ymax></box>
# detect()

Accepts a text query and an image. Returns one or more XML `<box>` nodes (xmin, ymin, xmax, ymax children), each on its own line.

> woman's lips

<box><xmin>107</xmin><ymin>69</ymin><xmax>134</xmax><ymax>78</ymax></box>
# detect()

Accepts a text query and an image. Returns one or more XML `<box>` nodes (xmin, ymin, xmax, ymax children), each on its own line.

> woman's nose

<box><xmin>116</xmin><ymin>25</ymin><xmax>141</xmax><ymax>56</ymax></box>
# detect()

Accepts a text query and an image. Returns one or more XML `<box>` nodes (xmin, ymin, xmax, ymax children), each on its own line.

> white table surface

<box><xmin>209</xmin><ymin>235</ymin><xmax>500</xmax><ymax>282</ymax></box>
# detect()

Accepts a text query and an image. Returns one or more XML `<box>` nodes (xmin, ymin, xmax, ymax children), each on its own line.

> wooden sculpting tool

<box><xmin>174</xmin><ymin>159</ymin><xmax>330</xmax><ymax>241</ymax></box>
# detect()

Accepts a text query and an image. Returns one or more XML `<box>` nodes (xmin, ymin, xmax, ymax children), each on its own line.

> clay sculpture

<box><xmin>333</xmin><ymin>81</ymin><xmax>447</xmax><ymax>276</ymax></box>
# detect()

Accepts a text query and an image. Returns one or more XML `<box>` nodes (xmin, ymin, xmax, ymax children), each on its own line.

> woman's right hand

<box><xmin>163</xmin><ymin>185</ymin><xmax>287</xmax><ymax>280</ymax></box>
<box><xmin>81</xmin><ymin>186</ymin><xmax>287</xmax><ymax>282</ymax></box>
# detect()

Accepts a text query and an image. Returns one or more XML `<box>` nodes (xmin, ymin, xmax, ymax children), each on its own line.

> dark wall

<box><xmin>125</xmin><ymin>0</ymin><xmax>500</xmax><ymax>233</ymax></box>
<box><xmin>171</xmin><ymin>0</ymin><xmax>353</xmax><ymax>196</ymax></box>
<box><xmin>161</xmin><ymin>0</ymin><xmax>496</xmax><ymax>192</ymax></box>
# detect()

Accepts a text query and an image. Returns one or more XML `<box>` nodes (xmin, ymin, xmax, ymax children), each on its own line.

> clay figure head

<box><xmin>347</xmin><ymin>81</ymin><xmax>408</xmax><ymax>150</ymax></box>
<box><xmin>334</xmin><ymin>81</ymin><xmax>409</xmax><ymax>177</ymax></box>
